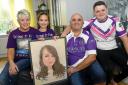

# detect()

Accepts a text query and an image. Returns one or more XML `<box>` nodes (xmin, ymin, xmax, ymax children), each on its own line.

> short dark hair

<box><xmin>93</xmin><ymin>1</ymin><xmax>107</xmax><ymax>10</ymax></box>
<box><xmin>37</xmin><ymin>12</ymin><xmax>49</xmax><ymax>21</ymax></box>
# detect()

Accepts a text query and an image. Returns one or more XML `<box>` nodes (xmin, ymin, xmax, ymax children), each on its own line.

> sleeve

<box><xmin>86</xmin><ymin>33</ymin><xmax>97</xmax><ymax>55</ymax></box>
<box><xmin>7</xmin><ymin>32</ymin><xmax>16</xmax><ymax>48</ymax></box>
<box><xmin>116</xmin><ymin>20</ymin><xmax>127</xmax><ymax>37</ymax></box>
<box><xmin>82</xmin><ymin>20</ymin><xmax>93</xmax><ymax>32</ymax></box>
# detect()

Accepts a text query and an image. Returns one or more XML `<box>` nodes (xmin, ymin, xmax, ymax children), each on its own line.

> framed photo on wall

<box><xmin>30</xmin><ymin>38</ymin><xmax>67</xmax><ymax>85</ymax></box>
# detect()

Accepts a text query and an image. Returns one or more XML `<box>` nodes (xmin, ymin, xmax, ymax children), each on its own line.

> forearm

<box><xmin>120</xmin><ymin>35</ymin><xmax>128</xmax><ymax>54</ymax></box>
<box><xmin>7</xmin><ymin>48</ymin><xmax>15</xmax><ymax>64</ymax></box>
<box><xmin>75</xmin><ymin>54</ymin><xmax>96</xmax><ymax>72</ymax></box>
<box><xmin>123</xmin><ymin>41</ymin><xmax>128</xmax><ymax>54</ymax></box>
<box><xmin>61</xmin><ymin>25</ymin><xmax>71</xmax><ymax>37</ymax></box>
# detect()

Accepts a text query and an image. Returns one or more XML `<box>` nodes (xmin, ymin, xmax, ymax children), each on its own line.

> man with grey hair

<box><xmin>66</xmin><ymin>13</ymin><xmax>106</xmax><ymax>85</ymax></box>
<box><xmin>0</xmin><ymin>9</ymin><xmax>38</xmax><ymax>85</ymax></box>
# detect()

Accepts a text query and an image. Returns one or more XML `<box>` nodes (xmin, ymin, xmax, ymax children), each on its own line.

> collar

<box><xmin>70</xmin><ymin>29</ymin><xmax>83</xmax><ymax>38</ymax></box>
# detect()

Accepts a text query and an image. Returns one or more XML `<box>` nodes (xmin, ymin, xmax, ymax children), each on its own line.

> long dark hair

<box><xmin>36</xmin><ymin>45</ymin><xmax>65</xmax><ymax>79</ymax></box>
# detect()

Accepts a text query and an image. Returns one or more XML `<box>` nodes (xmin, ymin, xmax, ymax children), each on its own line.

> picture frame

<box><xmin>30</xmin><ymin>38</ymin><xmax>67</xmax><ymax>85</ymax></box>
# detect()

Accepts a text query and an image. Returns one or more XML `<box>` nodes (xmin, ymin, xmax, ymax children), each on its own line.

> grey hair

<box><xmin>17</xmin><ymin>9</ymin><xmax>30</xmax><ymax>21</ymax></box>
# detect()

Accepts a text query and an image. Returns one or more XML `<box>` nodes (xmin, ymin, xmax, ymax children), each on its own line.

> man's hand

<box><xmin>9</xmin><ymin>62</ymin><xmax>19</xmax><ymax>75</ymax></box>
<box><xmin>67</xmin><ymin>66</ymin><xmax>77</xmax><ymax>76</ymax></box>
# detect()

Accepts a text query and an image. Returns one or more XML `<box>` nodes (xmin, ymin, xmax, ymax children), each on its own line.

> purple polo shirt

<box><xmin>36</xmin><ymin>28</ymin><xmax>55</xmax><ymax>39</ymax></box>
<box><xmin>66</xmin><ymin>30</ymin><xmax>96</xmax><ymax>67</ymax></box>
<box><xmin>7</xmin><ymin>27</ymin><xmax>38</xmax><ymax>61</ymax></box>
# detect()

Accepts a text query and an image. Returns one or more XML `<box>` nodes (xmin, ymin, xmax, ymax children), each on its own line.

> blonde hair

<box><xmin>17</xmin><ymin>9</ymin><xmax>30</xmax><ymax>21</ymax></box>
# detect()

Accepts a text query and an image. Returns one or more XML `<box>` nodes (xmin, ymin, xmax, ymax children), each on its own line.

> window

<box><xmin>0</xmin><ymin>0</ymin><xmax>36</xmax><ymax>35</ymax></box>
<box><xmin>0</xmin><ymin>0</ymin><xmax>12</xmax><ymax>35</ymax></box>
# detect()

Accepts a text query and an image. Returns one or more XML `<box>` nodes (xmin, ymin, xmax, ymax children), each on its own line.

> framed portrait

<box><xmin>30</xmin><ymin>38</ymin><xmax>67</xmax><ymax>85</ymax></box>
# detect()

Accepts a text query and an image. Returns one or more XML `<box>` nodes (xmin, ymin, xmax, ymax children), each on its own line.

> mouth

<box><xmin>23</xmin><ymin>25</ymin><xmax>29</xmax><ymax>27</ymax></box>
<box><xmin>41</xmin><ymin>24</ymin><xmax>47</xmax><ymax>26</ymax></box>
<box><xmin>48</xmin><ymin>61</ymin><xmax>54</xmax><ymax>65</ymax></box>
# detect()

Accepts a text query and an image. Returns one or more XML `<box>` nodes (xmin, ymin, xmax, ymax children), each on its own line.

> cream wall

<box><xmin>64</xmin><ymin>0</ymin><xmax>104</xmax><ymax>24</ymax></box>
<box><xmin>32</xmin><ymin>0</ymin><xmax>104</xmax><ymax>26</ymax></box>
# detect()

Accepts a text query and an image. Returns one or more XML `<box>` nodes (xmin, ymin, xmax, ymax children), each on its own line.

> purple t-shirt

<box><xmin>36</xmin><ymin>28</ymin><xmax>55</xmax><ymax>39</ymax></box>
<box><xmin>66</xmin><ymin>31</ymin><xmax>96</xmax><ymax>67</ymax></box>
<box><xmin>7</xmin><ymin>27</ymin><xmax>38</xmax><ymax>61</ymax></box>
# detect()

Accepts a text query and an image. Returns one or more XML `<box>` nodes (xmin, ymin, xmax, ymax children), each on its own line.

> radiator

<box><xmin>0</xmin><ymin>35</ymin><xmax>8</xmax><ymax>57</ymax></box>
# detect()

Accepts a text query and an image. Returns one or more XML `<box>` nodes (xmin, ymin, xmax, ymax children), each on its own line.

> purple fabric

<box><xmin>86</xmin><ymin>32</ymin><xmax>97</xmax><ymax>50</ymax></box>
<box><xmin>7</xmin><ymin>27</ymin><xmax>38</xmax><ymax>60</ymax></box>
<box><xmin>117</xmin><ymin>30</ymin><xmax>127</xmax><ymax>37</ymax></box>
<box><xmin>67</xmin><ymin>32</ymin><xmax>96</xmax><ymax>66</ymax></box>
<box><xmin>83</xmin><ymin>30</ymin><xmax>97</xmax><ymax>50</ymax></box>
<box><xmin>36</xmin><ymin>28</ymin><xmax>55</xmax><ymax>39</ymax></box>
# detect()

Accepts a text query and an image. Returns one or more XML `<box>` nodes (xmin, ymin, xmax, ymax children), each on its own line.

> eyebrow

<box><xmin>72</xmin><ymin>18</ymin><xmax>82</xmax><ymax>20</ymax></box>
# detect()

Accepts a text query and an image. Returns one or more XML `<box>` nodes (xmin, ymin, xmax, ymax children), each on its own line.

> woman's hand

<box><xmin>9</xmin><ymin>61</ymin><xmax>19</xmax><ymax>75</ymax></box>
<box><xmin>53</xmin><ymin>36</ymin><xmax>59</xmax><ymax>40</ymax></box>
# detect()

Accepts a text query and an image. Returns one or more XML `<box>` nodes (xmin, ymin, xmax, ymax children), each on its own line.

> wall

<box><xmin>32</xmin><ymin>0</ymin><xmax>104</xmax><ymax>25</ymax></box>
<box><xmin>65</xmin><ymin>0</ymin><xmax>104</xmax><ymax>23</ymax></box>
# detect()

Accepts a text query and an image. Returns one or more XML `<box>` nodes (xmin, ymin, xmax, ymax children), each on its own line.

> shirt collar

<box><xmin>70</xmin><ymin>29</ymin><xmax>83</xmax><ymax>38</ymax></box>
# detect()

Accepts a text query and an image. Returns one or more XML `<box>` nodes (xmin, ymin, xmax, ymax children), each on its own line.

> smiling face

<box><xmin>42</xmin><ymin>48</ymin><xmax>55</xmax><ymax>69</ymax></box>
<box><xmin>94</xmin><ymin>5</ymin><xmax>108</xmax><ymax>22</ymax></box>
<box><xmin>17</xmin><ymin>9</ymin><xmax>30</xmax><ymax>32</ymax></box>
<box><xmin>70</xmin><ymin>14</ymin><xmax>84</xmax><ymax>31</ymax></box>
<box><xmin>38</xmin><ymin>14</ymin><xmax>49</xmax><ymax>29</ymax></box>
<box><xmin>18</xmin><ymin>15</ymin><xmax>30</xmax><ymax>31</ymax></box>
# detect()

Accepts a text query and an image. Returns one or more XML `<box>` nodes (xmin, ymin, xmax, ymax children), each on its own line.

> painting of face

<box><xmin>42</xmin><ymin>48</ymin><xmax>55</xmax><ymax>69</ymax></box>
<box><xmin>30</xmin><ymin>38</ymin><xmax>67</xmax><ymax>85</ymax></box>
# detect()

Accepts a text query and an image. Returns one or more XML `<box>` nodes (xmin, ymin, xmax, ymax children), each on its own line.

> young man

<box><xmin>0</xmin><ymin>9</ymin><xmax>38</xmax><ymax>85</ymax></box>
<box><xmin>66</xmin><ymin>13</ymin><xmax>106</xmax><ymax>85</ymax></box>
<box><xmin>62</xmin><ymin>1</ymin><xmax>128</xmax><ymax>85</ymax></box>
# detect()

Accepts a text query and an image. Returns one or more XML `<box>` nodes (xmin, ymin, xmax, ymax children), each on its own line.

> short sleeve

<box><xmin>116</xmin><ymin>21</ymin><xmax>127</xmax><ymax>37</ymax></box>
<box><xmin>82</xmin><ymin>21</ymin><xmax>90</xmax><ymax>28</ymax></box>
<box><xmin>7</xmin><ymin>32</ymin><xmax>16</xmax><ymax>48</ymax></box>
